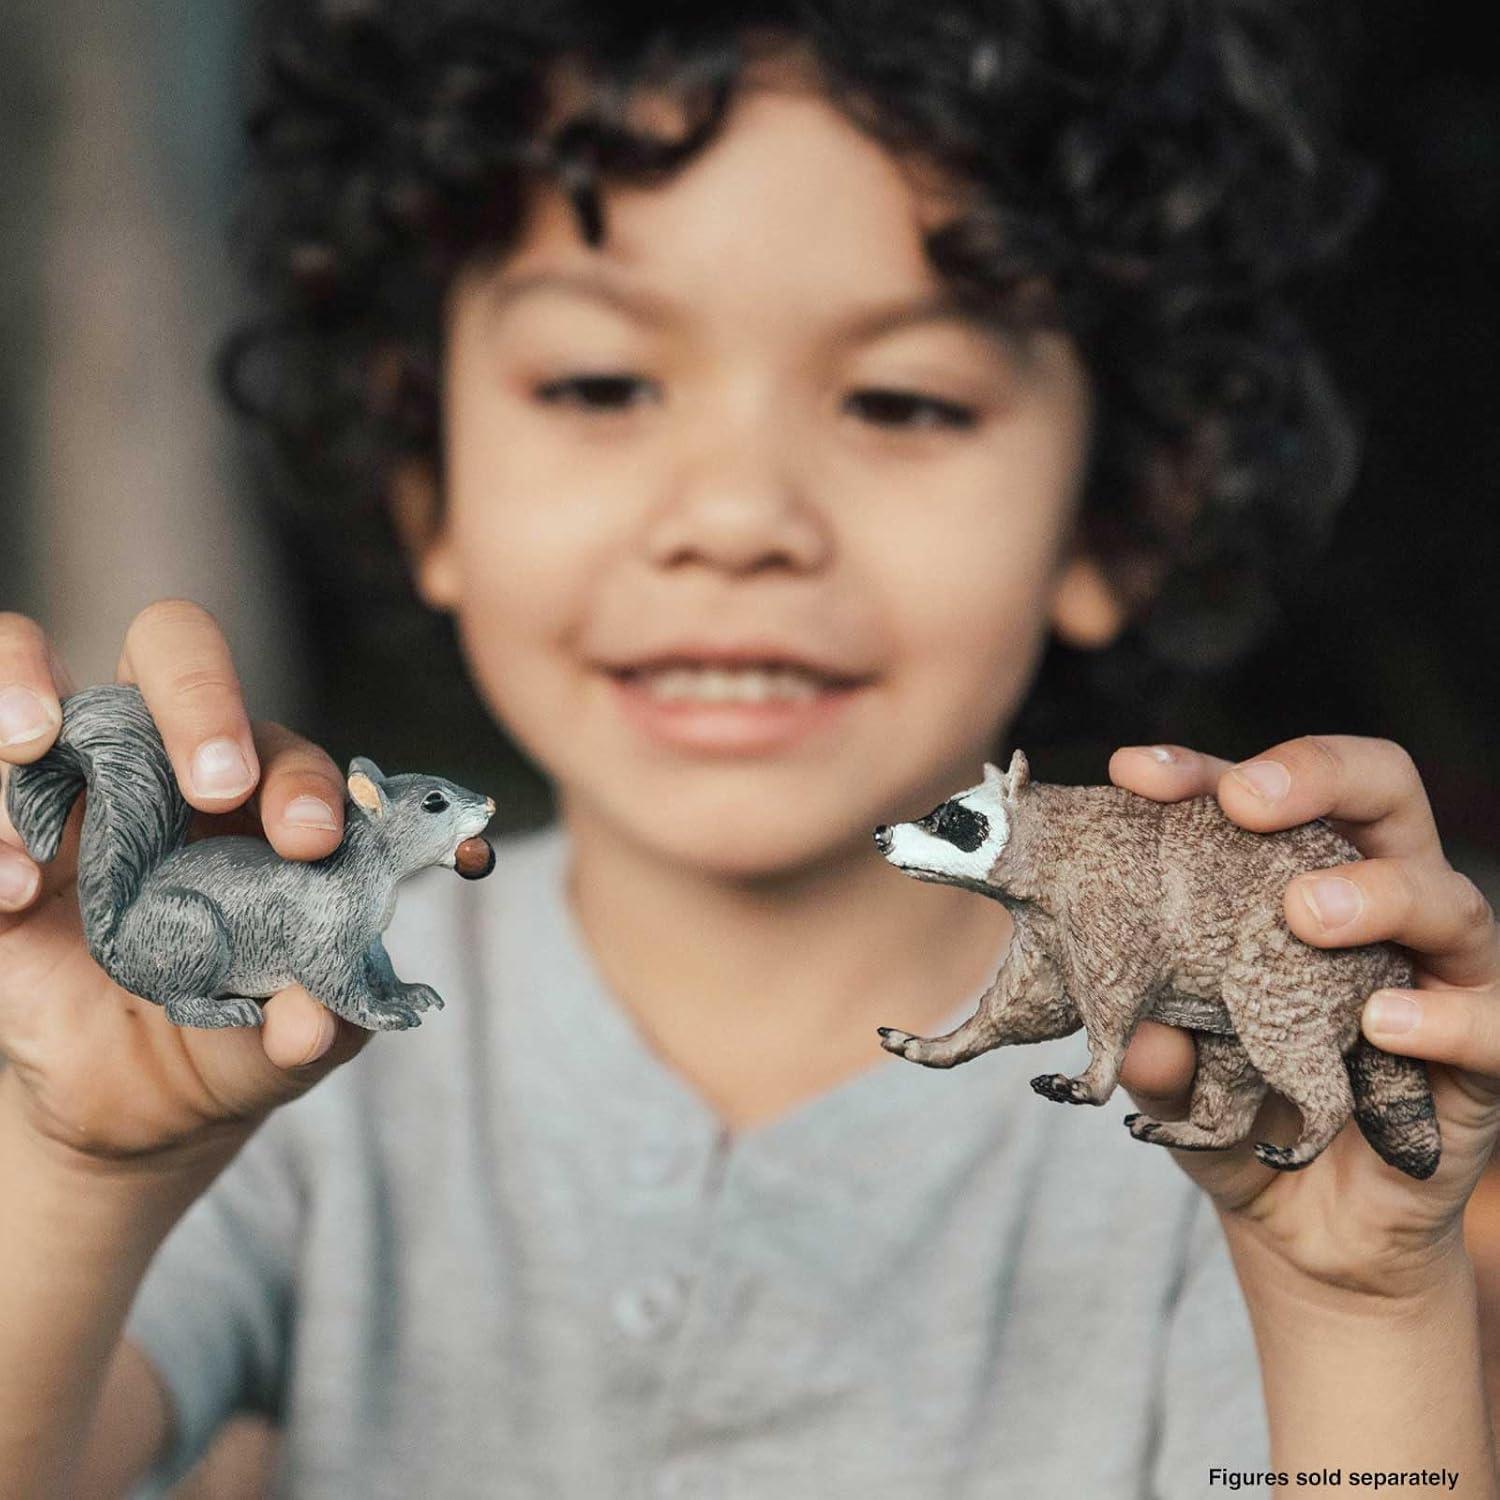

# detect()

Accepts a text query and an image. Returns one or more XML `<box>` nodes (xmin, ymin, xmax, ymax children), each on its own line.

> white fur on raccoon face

<box><xmin>874</xmin><ymin>760</ymin><xmax>1011</xmax><ymax>890</ymax></box>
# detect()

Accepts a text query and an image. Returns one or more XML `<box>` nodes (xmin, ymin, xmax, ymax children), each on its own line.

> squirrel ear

<box><xmin>1005</xmin><ymin>748</ymin><xmax>1030</xmax><ymax>795</ymax></box>
<box><xmin>349</xmin><ymin>755</ymin><xmax>386</xmax><ymax>784</ymax></box>
<box><xmin>347</xmin><ymin>771</ymin><xmax>387</xmax><ymax>819</ymax></box>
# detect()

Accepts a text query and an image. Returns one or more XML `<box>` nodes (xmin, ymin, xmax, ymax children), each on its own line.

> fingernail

<box><xmin>1231</xmin><ymin>759</ymin><xmax>1290</xmax><ymax>801</ymax></box>
<box><xmin>0</xmin><ymin>685</ymin><xmax>59</xmax><ymax>747</ymax></box>
<box><xmin>1126</xmin><ymin>745</ymin><xmax>1177</xmax><ymax>764</ymax></box>
<box><xmin>0</xmin><ymin>848</ymin><xmax>40</xmax><ymax>906</ymax></box>
<box><xmin>191</xmin><ymin>738</ymin><xmax>255</xmax><ymax>799</ymax></box>
<box><xmin>1366</xmin><ymin>991</ymin><xmax>1420</xmax><ymax>1035</ymax></box>
<box><xmin>284</xmin><ymin>795</ymin><xmax>338</xmax><ymax>831</ymax></box>
<box><xmin>1301</xmin><ymin>875</ymin><xmax>1364</xmax><ymax>930</ymax></box>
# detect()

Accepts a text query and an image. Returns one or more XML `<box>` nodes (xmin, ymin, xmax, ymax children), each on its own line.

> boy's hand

<box><xmin>1108</xmin><ymin>735</ymin><xmax>1500</xmax><ymax>1303</ymax></box>
<box><xmin>0</xmin><ymin>601</ymin><xmax>372</xmax><ymax>1172</ymax></box>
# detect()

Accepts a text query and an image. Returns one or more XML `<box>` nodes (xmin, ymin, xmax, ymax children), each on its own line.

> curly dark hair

<box><xmin>222</xmin><ymin>0</ymin><xmax>1375</xmax><ymax>759</ymax></box>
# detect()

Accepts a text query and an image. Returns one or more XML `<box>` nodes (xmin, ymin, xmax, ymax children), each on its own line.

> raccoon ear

<box><xmin>983</xmin><ymin>761</ymin><xmax>1005</xmax><ymax>788</ymax></box>
<box><xmin>1005</xmin><ymin>748</ymin><xmax>1030</xmax><ymax>795</ymax></box>
<box><xmin>347</xmin><ymin>769</ymin><xmax>388</xmax><ymax>820</ymax></box>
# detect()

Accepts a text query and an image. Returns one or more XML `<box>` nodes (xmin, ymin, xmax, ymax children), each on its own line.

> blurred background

<box><xmin>0</xmin><ymin>4</ymin><xmax>1496</xmax><ymax>1491</ymax></box>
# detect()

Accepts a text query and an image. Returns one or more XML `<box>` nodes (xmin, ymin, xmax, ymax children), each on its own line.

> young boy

<box><xmin>2</xmin><ymin>6</ymin><xmax>1498</xmax><ymax>1497</ymax></box>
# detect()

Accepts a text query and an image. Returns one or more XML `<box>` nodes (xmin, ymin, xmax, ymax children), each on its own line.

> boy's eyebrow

<box><xmin>487</xmin><ymin>269</ymin><xmax>687</xmax><ymax>328</ymax></box>
<box><xmin>485</xmin><ymin>268</ymin><xmax>1022</xmax><ymax>347</ymax></box>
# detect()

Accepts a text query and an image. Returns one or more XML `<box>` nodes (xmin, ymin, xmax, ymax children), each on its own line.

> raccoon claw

<box><xmin>1252</xmin><ymin>1142</ymin><xmax>1313</xmax><ymax>1172</ymax></box>
<box><xmin>1030</xmin><ymin>1072</ymin><xmax>1097</xmax><ymax>1106</ymax></box>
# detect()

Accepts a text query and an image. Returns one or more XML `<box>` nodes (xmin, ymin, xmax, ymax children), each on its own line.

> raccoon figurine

<box><xmin>873</xmin><ymin>750</ymin><xmax>1440</xmax><ymax>1179</ymax></box>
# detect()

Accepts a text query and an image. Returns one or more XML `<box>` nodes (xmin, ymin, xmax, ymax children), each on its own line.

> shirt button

<box><xmin>611</xmin><ymin>1271</ymin><xmax>687</xmax><ymax>1340</ymax></box>
<box><xmin>627</xmin><ymin>1133</ymin><xmax>691</xmax><ymax>1188</ymax></box>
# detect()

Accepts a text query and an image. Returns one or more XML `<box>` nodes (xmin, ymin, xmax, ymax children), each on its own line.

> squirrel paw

<box><xmin>400</xmin><ymin>983</ymin><xmax>444</xmax><ymax>1013</ymax></box>
<box><xmin>345</xmin><ymin>999</ymin><xmax>424</xmax><ymax>1032</ymax></box>
<box><xmin>163</xmin><ymin>995</ymin><xmax>265</xmax><ymax>1030</ymax></box>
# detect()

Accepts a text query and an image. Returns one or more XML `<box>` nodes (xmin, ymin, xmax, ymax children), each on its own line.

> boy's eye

<box><xmin>422</xmin><ymin>791</ymin><xmax>450</xmax><ymax>813</ymax></box>
<box><xmin>846</xmin><ymin>388</ymin><xmax>979</xmax><ymax>431</ymax></box>
<box><xmin>533</xmin><ymin>373</ymin><xmax>657</xmax><ymax>410</ymax></box>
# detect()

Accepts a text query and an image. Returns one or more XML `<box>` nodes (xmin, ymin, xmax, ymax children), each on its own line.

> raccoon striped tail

<box><xmin>3</xmin><ymin>683</ymin><xmax>191</xmax><ymax>969</ymax></box>
<box><xmin>1345</xmin><ymin>1035</ymin><xmax>1441</xmax><ymax>1180</ymax></box>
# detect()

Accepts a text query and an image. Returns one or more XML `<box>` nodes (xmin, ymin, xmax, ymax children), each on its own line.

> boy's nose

<box><xmin>873</xmin><ymin>825</ymin><xmax>892</xmax><ymax>853</ymax></box>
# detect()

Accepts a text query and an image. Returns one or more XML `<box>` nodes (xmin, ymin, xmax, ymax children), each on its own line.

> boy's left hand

<box><xmin>1109</xmin><ymin>735</ymin><xmax>1500</xmax><ymax>1302</ymax></box>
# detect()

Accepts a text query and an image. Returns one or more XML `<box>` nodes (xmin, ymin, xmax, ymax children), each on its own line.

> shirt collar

<box><xmin>491</xmin><ymin>821</ymin><xmax>1034</xmax><ymax>1176</ymax></box>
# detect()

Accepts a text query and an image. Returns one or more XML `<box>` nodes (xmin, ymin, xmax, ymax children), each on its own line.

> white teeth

<box><xmin>636</xmin><ymin>665</ymin><xmax>825</xmax><ymax>703</ymax></box>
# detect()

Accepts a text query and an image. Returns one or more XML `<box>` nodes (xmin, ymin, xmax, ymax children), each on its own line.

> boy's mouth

<box><xmin>598</xmin><ymin>660</ymin><xmax>875</xmax><ymax>754</ymax></box>
<box><xmin>608</xmin><ymin>661</ymin><xmax>858</xmax><ymax>702</ymax></box>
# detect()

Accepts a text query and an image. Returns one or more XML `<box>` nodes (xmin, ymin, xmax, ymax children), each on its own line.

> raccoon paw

<box><xmin>1123</xmin><ymin>1111</ymin><xmax>1164</xmax><ymax>1142</ymax></box>
<box><xmin>1030</xmin><ymin>1072</ymin><xmax>1098</xmax><ymax>1106</ymax></box>
<box><xmin>1253</xmin><ymin>1141</ymin><xmax>1314</xmax><ymax>1172</ymax></box>
<box><xmin>876</xmin><ymin>1026</ymin><xmax>915</xmax><ymax>1055</ymax></box>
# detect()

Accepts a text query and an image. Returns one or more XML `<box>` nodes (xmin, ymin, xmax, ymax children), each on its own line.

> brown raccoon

<box><xmin>873</xmin><ymin>751</ymin><xmax>1440</xmax><ymax>1179</ymax></box>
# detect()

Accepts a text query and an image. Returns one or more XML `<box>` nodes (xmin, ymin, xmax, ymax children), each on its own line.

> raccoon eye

<box><xmin>422</xmin><ymin>791</ymin><xmax>450</xmax><ymax>813</ymax></box>
<box><xmin>918</xmin><ymin>800</ymin><xmax>987</xmax><ymax>852</ymax></box>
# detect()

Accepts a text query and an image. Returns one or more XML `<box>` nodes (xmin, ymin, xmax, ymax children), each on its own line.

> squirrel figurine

<box><xmin>873</xmin><ymin>751</ymin><xmax>1440</xmax><ymax>1179</ymax></box>
<box><xmin>3</xmin><ymin>683</ymin><xmax>496</xmax><ymax>1031</ymax></box>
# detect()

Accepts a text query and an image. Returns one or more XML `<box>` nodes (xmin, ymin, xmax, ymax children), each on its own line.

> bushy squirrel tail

<box><xmin>3</xmin><ymin>683</ymin><xmax>191</xmax><ymax>967</ymax></box>
<box><xmin>1345</xmin><ymin>1035</ymin><xmax>1441</xmax><ymax>1180</ymax></box>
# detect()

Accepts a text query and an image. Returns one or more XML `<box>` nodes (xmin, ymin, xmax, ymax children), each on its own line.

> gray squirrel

<box><xmin>3</xmin><ymin>683</ymin><xmax>496</xmax><ymax>1031</ymax></box>
<box><xmin>874</xmin><ymin>751</ymin><xmax>1440</xmax><ymax>1179</ymax></box>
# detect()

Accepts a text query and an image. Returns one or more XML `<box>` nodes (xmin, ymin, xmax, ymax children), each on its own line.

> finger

<box><xmin>1286</xmin><ymin>859</ymin><xmax>1500</xmax><ymax>989</ymax></box>
<box><xmin>248</xmin><ymin>721</ymin><xmax>346</xmax><ymax>860</ymax></box>
<box><xmin>1215</xmin><ymin>734</ymin><xmax>1441</xmax><ymax>863</ymax></box>
<box><xmin>1363</xmin><ymin>985</ymin><xmax>1500</xmax><ymax>1106</ymax></box>
<box><xmin>260</xmin><ymin>987</ymin><xmax>341</xmax><ymax>1069</ymax></box>
<box><xmin>0</xmin><ymin>613</ymin><xmax>65</xmax><ymax>766</ymax></box>
<box><xmin>1108</xmin><ymin>744</ymin><xmax>1235</xmax><ymax>802</ymax></box>
<box><xmin>259</xmin><ymin>987</ymin><xmax>372</xmax><ymax>1079</ymax></box>
<box><xmin>0</xmin><ymin>760</ymin><xmax>22</xmax><ymax>852</ymax></box>
<box><xmin>0</xmin><ymin>786</ymin><xmax>82</xmax><ymax>937</ymax></box>
<box><xmin>117</xmin><ymin>599</ymin><xmax>260</xmax><ymax>813</ymax></box>
<box><xmin>0</xmin><ymin>833</ymin><xmax>42</xmax><ymax>912</ymax></box>
<box><xmin>1117</xmin><ymin>1020</ymin><xmax>1198</xmax><ymax>1119</ymax></box>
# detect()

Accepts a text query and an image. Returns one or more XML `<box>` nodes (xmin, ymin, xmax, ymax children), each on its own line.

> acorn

<box><xmin>454</xmin><ymin>836</ymin><xmax>495</xmax><ymax>880</ymax></box>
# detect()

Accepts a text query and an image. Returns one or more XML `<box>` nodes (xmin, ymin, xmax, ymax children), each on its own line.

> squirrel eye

<box><xmin>422</xmin><ymin>791</ymin><xmax>449</xmax><ymax>813</ymax></box>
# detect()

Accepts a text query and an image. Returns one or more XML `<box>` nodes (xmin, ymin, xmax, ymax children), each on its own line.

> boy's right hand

<box><xmin>0</xmin><ymin>600</ymin><xmax>373</xmax><ymax>1172</ymax></box>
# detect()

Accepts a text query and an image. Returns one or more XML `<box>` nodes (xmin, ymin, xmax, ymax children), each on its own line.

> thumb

<box><xmin>259</xmin><ymin>986</ymin><xmax>374</xmax><ymax>1080</ymax></box>
<box><xmin>1118</xmin><ymin>1019</ymin><xmax>1198</xmax><ymax>1121</ymax></box>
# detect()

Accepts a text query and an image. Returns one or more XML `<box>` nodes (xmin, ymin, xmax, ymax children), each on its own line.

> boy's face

<box><xmin>408</xmin><ymin>66</ymin><xmax>1108</xmax><ymax>877</ymax></box>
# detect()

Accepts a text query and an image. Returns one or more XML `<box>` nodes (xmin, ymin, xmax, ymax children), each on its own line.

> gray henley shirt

<box><xmin>123</xmin><ymin>822</ymin><xmax>1271</xmax><ymax>1499</ymax></box>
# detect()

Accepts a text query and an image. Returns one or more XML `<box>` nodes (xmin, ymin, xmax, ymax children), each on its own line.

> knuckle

<box><xmin>1386</xmin><ymin>858</ymin><xmax>1423</xmax><ymax>922</ymax></box>
<box><xmin>1457</xmin><ymin>988</ymin><xmax>1493</xmax><ymax>1058</ymax></box>
<box><xmin>167</xmin><ymin>664</ymin><xmax>243</xmax><ymax>716</ymax></box>
<box><xmin>1298</xmin><ymin>734</ymin><xmax>1345</xmax><ymax>781</ymax></box>
<box><xmin>1450</xmin><ymin>869</ymin><xmax>1496</xmax><ymax>938</ymax></box>
<box><xmin>1378</xmin><ymin>737</ymin><xmax>1422</xmax><ymax>791</ymax></box>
